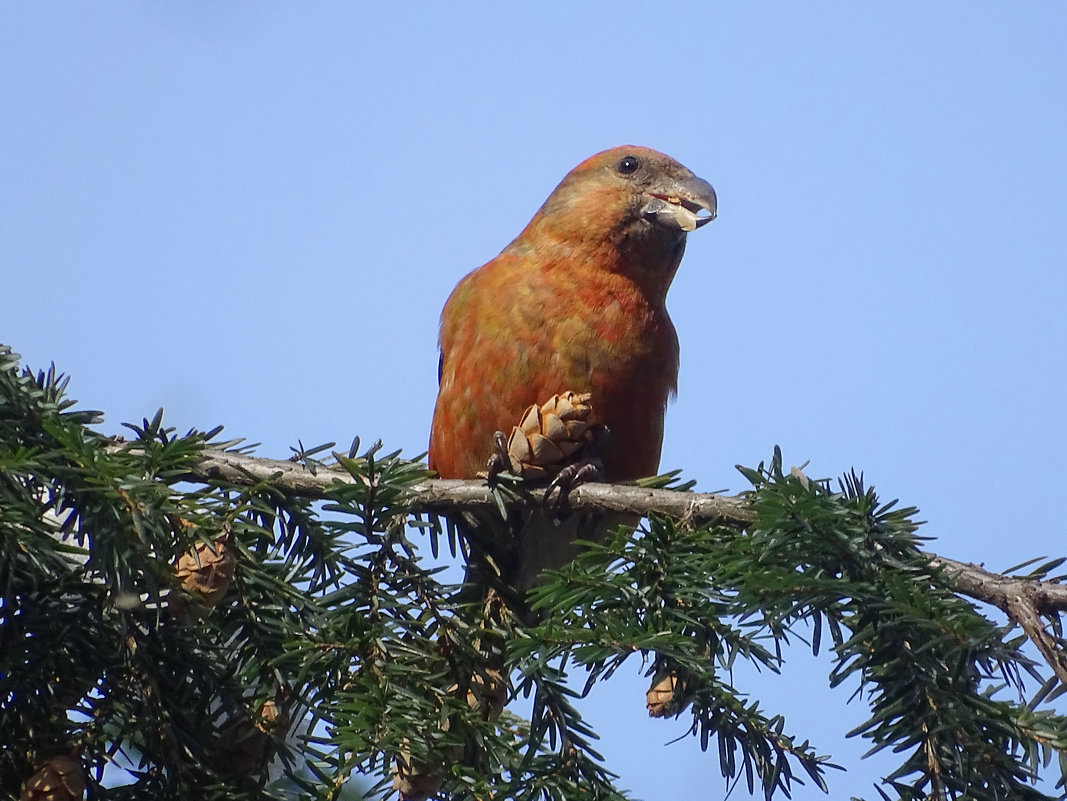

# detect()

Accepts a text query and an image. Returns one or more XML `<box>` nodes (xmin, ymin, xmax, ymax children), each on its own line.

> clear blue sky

<box><xmin>3</xmin><ymin>3</ymin><xmax>1066</xmax><ymax>798</ymax></box>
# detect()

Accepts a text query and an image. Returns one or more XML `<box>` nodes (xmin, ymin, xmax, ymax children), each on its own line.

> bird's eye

<box><xmin>617</xmin><ymin>155</ymin><xmax>640</xmax><ymax>175</ymax></box>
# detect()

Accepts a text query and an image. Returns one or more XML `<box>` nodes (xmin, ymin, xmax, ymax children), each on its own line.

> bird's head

<box><xmin>519</xmin><ymin>146</ymin><xmax>716</xmax><ymax>292</ymax></box>
<box><xmin>539</xmin><ymin>145</ymin><xmax>715</xmax><ymax>231</ymax></box>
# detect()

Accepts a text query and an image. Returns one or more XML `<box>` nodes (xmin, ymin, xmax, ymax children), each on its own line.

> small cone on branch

<box><xmin>392</xmin><ymin>666</ymin><xmax>509</xmax><ymax>801</ymax></box>
<box><xmin>212</xmin><ymin>695</ymin><xmax>290</xmax><ymax>778</ymax></box>
<box><xmin>392</xmin><ymin>752</ymin><xmax>447</xmax><ymax>801</ymax></box>
<box><xmin>646</xmin><ymin>667</ymin><xmax>688</xmax><ymax>718</ymax></box>
<box><xmin>504</xmin><ymin>391</ymin><xmax>595</xmax><ymax>479</ymax></box>
<box><xmin>20</xmin><ymin>755</ymin><xmax>86</xmax><ymax>801</ymax></box>
<box><xmin>465</xmin><ymin>667</ymin><xmax>507</xmax><ymax>722</ymax></box>
<box><xmin>175</xmin><ymin>537</ymin><xmax>235</xmax><ymax>606</ymax></box>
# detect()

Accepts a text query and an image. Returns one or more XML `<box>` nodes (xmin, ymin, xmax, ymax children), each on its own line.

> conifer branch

<box><xmin>184</xmin><ymin>448</ymin><xmax>1067</xmax><ymax>661</ymax></box>
<box><xmin>184</xmin><ymin>447</ymin><xmax>754</xmax><ymax>524</ymax></box>
<box><xmin>929</xmin><ymin>554</ymin><xmax>1067</xmax><ymax>683</ymax></box>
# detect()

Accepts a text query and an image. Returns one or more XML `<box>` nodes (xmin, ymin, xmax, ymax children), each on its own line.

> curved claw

<box><xmin>543</xmin><ymin>457</ymin><xmax>605</xmax><ymax>521</ymax></box>
<box><xmin>485</xmin><ymin>431</ymin><xmax>511</xmax><ymax>485</ymax></box>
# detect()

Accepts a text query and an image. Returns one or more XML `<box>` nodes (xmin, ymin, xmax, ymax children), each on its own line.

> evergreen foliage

<box><xmin>3</xmin><ymin>345</ymin><xmax>1067</xmax><ymax>800</ymax></box>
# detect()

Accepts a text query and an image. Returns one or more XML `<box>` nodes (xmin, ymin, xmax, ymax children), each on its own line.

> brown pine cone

<box><xmin>20</xmin><ymin>756</ymin><xmax>86</xmax><ymax>801</ymax></box>
<box><xmin>212</xmin><ymin>696</ymin><xmax>290</xmax><ymax>778</ymax></box>
<box><xmin>505</xmin><ymin>391</ymin><xmax>595</xmax><ymax>479</ymax></box>
<box><xmin>175</xmin><ymin>538</ymin><xmax>235</xmax><ymax>606</ymax></box>
<box><xmin>392</xmin><ymin>666</ymin><xmax>509</xmax><ymax>800</ymax></box>
<box><xmin>392</xmin><ymin>750</ymin><xmax>447</xmax><ymax>801</ymax></box>
<box><xmin>646</xmin><ymin>667</ymin><xmax>688</xmax><ymax>718</ymax></box>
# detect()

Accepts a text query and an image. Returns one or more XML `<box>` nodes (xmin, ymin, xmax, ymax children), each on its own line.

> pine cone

<box><xmin>646</xmin><ymin>667</ymin><xmax>688</xmax><ymax>718</ymax></box>
<box><xmin>175</xmin><ymin>538</ymin><xmax>235</xmax><ymax>606</ymax></box>
<box><xmin>392</xmin><ymin>668</ymin><xmax>509</xmax><ymax>800</ymax></box>
<box><xmin>464</xmin><ymin>667</ymin><xmax>507</xmax><ymax>722</ymax></box>
<box><xmin>212</xmin><ymin>696</ymin><xmax>289</xmax><ymax>777</ymax></box>
<box><xmin>505</xmin><ymin>391</ymin><xmax>595</xmax><ymax>479</ymax></box>
<box><xmin>392</xmin><ymin>751</ymin><xmax>447</xmax><ymax>801</ymax></box>
<box><xmin>20</xmin><ymin>756</ymin><xmax>86</xmax><ymax>801</ymax></box>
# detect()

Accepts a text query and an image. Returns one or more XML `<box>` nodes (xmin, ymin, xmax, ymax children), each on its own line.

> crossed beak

<box><xmin>642</xmin><ymin>175</ymin><xmax>718</xmax><ymax>232</ymax></box>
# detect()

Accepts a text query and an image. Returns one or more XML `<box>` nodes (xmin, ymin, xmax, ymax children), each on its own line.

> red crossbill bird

<box><xmin>429</xmin><ymin>145</ymin><xmax>716</xmax><ymax>593</ymax></box>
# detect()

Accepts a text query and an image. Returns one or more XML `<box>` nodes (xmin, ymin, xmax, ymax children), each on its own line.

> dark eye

<box><xmin>617</xmin><ymin>155</ymin><xmax>640</xmax><ymax>175</ymax></box>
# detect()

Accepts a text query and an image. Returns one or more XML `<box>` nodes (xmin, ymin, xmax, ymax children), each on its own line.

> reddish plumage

<box><xmin>430</xmin><ymin>145</ymin><xmax>715</xmax><ymax>483</ymax></box>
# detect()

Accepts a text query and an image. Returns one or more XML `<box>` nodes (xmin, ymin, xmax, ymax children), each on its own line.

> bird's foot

<box><xmin>485</xmin><ymin>431</ymin><xmax>512</xmax><ymax>487</ymax></box>
<box><xmin>542</xmin><ymin>455</ymin><xmax>605</xmax><ymax>522</ymax></box>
